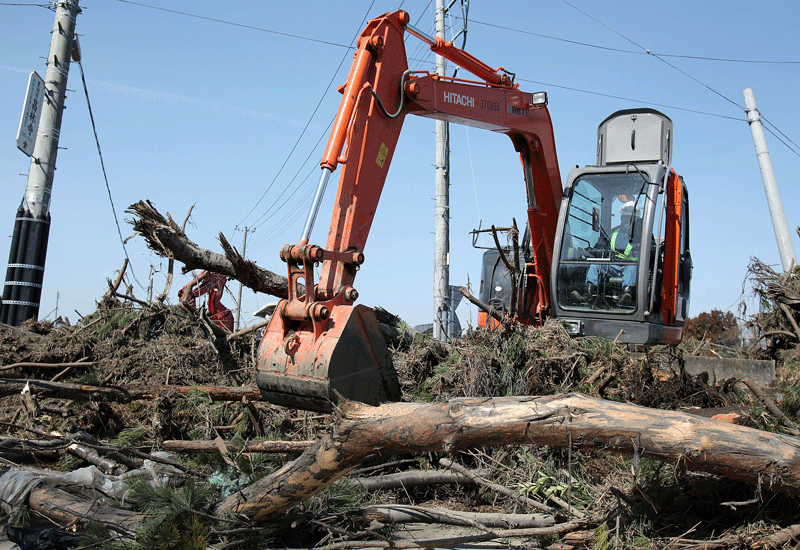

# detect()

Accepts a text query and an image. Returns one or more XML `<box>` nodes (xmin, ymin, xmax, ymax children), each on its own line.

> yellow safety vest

<box><xmin>610</xmin><ymin>229</ymin><xmax>635</xmax><ymax>260</ymax></box>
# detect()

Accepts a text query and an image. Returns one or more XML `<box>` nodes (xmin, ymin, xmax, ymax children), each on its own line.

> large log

<box><xmin>214</xmin><ymin>393</ymin><xmax>800</xmax><ymax>523</ymax></box>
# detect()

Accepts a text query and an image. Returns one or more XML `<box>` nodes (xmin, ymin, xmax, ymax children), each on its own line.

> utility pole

<box><xmin>235</xmin><ymin>226</ymin><xmax>251</xmax><ymax>330</ymax></box>
<box><xmin>1</xmin><ymin>0</ymin><xmax>81</xmax><ymax>326</ymax></box>
<box><xmin>432</xmin><ymin>0</ymin><xmax>451</xmax><ymax>341</ymax></box>
<box><xmin>742</xmin><ymin>88</ymin><xmax>797</xmax><ymax>272</ymax></box>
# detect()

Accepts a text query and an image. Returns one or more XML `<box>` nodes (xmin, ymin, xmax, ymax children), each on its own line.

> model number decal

<box><xmin>481</xmin><ymin>99</ymin><xmax>500</xmax><ymax>112</ymax></box>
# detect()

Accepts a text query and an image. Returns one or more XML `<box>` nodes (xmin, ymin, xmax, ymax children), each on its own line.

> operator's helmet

<box><xmin>619</xmin><ymin>201</ymin><xmax>637</xmax><ymax>216</ymax></box>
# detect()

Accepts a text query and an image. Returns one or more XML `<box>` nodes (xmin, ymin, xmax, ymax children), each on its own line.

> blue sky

<box><xmin>1</xmin><ymin>0</ymin><xmax>798</xmax><ymax>329</ymax></box>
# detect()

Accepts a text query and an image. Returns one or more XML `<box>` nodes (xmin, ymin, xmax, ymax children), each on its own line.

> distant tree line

<box><xmin>684</xmin><ymin>309</ymin><xmax>741</xmax><ymax>347</ymax></box>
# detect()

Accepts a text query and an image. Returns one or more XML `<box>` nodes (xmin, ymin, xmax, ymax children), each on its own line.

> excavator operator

<box><xmin>571</xmin><ymin>201</ymin><xmax>641</xmax><ymax>308</ymax></box>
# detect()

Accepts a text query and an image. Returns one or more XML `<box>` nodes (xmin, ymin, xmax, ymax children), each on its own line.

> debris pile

<box><xmin>0</xmin><ymin>243</ymin><xmax>799</xmax><ymax>548</ymax></box>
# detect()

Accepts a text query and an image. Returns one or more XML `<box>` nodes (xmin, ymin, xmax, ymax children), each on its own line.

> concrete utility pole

<box><xmin>742</xmin><ymin>88</ymin><xmax>797</xmax><ymax>273</ymax></box>
<box><xmin>1</xmin><ymin>0</ymin><xmax>81</xmax><ymax>326</ymax></box>
<box><xmin>432</xmin><ymin>0</ymin><xmax>451</xmax><ymax>341</ymax></box>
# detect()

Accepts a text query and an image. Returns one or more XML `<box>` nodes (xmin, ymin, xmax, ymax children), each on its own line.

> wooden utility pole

<box><xmin>235</xmin><ymin>226</ymin><xmax>251</xmax><ymax>330</ymax></box>
<box><xmin>1</xmin><ymin>0</ymin><xmax>81</xmax><ymax>326</ymax></box>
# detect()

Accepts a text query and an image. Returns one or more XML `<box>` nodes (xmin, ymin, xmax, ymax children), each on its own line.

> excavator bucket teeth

<box><xmin>255</xmin><ymin>304</ymin><xmax>402</xmax><ymax>412</ymax></box>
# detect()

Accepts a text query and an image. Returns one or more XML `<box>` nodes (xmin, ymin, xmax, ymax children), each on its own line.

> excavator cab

<box><xmin>550</xmin><ymin>109</ymin><xmax>691</xmax><ymax>344</ymax></box>
<box><xmin>478</xmin><ymin>109</ymin><xmax>691</xmax><ymax>344</ymax></box>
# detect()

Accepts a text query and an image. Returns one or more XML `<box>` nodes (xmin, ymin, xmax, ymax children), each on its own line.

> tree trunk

<box><xmin>126</xmin><ymin>200</ymin><xmax>293</xmax><ymax>298</ymax></box>
<box><xmin>28</xmin><ymin>485</ymin><xmax>143</xmax><ymax>535</ymax></box>
<box><xmin>214</xmin><ymin>393</ymin><xmax>800</xmax><ymax>523</ymax></box>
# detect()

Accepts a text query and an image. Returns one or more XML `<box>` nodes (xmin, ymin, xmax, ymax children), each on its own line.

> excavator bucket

<box><xmin>255</xmin><ymin>303</ymin><xmax>402</xmax><ymax>412</ymax></box>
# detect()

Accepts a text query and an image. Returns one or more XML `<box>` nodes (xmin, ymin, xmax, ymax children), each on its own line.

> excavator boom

<box><xmin>256</xmin><ymin>10</ymin><xmax>563</xmax><ymax>411</ymax></box>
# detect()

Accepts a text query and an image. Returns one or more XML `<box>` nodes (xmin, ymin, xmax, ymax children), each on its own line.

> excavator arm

<box><xmin>256</xmin><ymin>10</ymin><xmax>562</xmax><ymax>411</ymax></box>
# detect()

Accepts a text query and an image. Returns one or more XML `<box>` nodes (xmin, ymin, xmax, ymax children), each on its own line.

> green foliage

<box><xmin>173</xmin><ymin>388</ymin><xmax>213</xmax><ymax>413</ymax></box>
<box><xmin>175</xmin><ymin>389</ymin><xmax>214</xmax><ymax>441</ymax></box>
<box><xmin>8</xmin><ymin>506</ymin><xmax>31</xmax><ymax>529</ymax></box>
<box><xmin>519</xmin><ymin>469</ymin><xmax>569</xmax><ymax>499</ymax></box>
<box><xmin>130</xmin><ymin>478</ymin><xmax>215</xmax><ymax>550</ymax></box>
<box><xmin>76</xmin><ymin>367</ymin><xmax>102</xmax><ymax>386</ymax></box>
<box><xmin>301</xmin><ymin>478</ymin><xmax>366</xmax><ymax>516</ymax></box>
<box><xmin>112</xmin><ymin>424</ymin><xmax>153</xmax><ymax>447</ymax></box>
<box><xmin>98</xmin><ymin>311</ymin><xmax>139</xmax><ymax>340</ymax></box>
<box><xmin>81</xmin><ymin>524</ymin><xmax>137</xmax><ymax>550</ymax></box>
<box><xmin>139</xmin><ymin>513</ymin><xmax>209</xmax><ymax>550</ymax></box>
<box><xmin>780</xmin><ymin>382</ymin><xmax>800</xmax><ymax>419</ymax></box>
<box><xmin>57</xmin><ymin>453</ymin><xmax>85</xmax><ymax>471</ymax></box>
<box><xmin>592</xmin><ymin>524</ymin><xmax>613</xmax><ymax>550</ymax></box>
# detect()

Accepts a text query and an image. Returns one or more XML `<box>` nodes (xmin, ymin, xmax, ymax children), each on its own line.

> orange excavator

<box><xmin>179</xmin><ymin>271</ymin><xmax>234</xmax><ymax>332</ymax></box>
<box><xmin>255</xmin><ymin>10</ymin><xmax>691</xmax><ymax>411</ymax></box>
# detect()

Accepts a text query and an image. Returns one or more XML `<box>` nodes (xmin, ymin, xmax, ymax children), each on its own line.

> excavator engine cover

<box><xmin>255</xmin><ymin>303</ymin><xmax>402</xmax><ymax>412</ymax></box>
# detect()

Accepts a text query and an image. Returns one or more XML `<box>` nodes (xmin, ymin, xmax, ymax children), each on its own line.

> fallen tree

<box><xmin>126</xmin><ymin>200</ymin><xmax>292</xmax><ymax>298</ymax></box>
<box><xmin>214</xmin><ymin>393</ymin><xmax>800</xmax><ymax>523</ymax></box>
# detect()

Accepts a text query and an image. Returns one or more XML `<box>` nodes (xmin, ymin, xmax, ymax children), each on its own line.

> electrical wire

<box><xmin>558</xmin><ymin>0</ymin><xmax>800</xmax><ymax>158</ymax></box>
<box><xmin>516</xmin><ymin>76</ymin><xmax>743</xmax><ymax>121</ymax></box>
<box><xmin>116</xmin><ymin>0</ymin><xmax>351</xmax><ymax>50</ymax></box>
<box><xmin>761</xmin><ymin>115</ymin><xmax>800</xmax><ymax>157</ymax></box>
<box><xmin>115</xmin><ymin>0</ymin><xmax>800</xmax><ymax>228</ymax></box>
<box><xmin>236</xmin><ymin>1</ymin><xmax>379</xmax><ymax>234</ymax></box>
<box><xmin>246</xmin><ymin>2</ymin><xmax>434</xmax><ymax>253</ymax></box>
<box><xmin>452</xmin><ymin>16</ymin><xmax>800</xmax><ymax>65</ymax></box>
<box><xmin>762</xmin><ymin>124</ymin><xmax>800</xmax><ymax>158</ymax></box>
<box><xmin>0</xmin><ymin>2</ymin><xmax>52</xmax><ymax>7</ymax></box>
<box><xmin>248</xmin><ymin>127</ymin><xmax>331</xmax><ymax>230</ymax></box>
<box><xmin>77</xmin><ymin>59</ymin><xmax>142</xmax><ymax>288</ymax></box>
<box><xmin>444</xmin><ymin>1</ymin><xmax>481</xmax><ymax>221</ymax></box>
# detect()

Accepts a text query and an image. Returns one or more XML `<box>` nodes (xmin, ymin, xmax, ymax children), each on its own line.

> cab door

<box><xmin>661</xmin><ymin>171</ymin><xmax>691</xmax><ymax>326</ymax></box>
<box><xmin>675</xmin><ymin>180</ymin><xmax>691</xmax><ymax>322</ymax></box>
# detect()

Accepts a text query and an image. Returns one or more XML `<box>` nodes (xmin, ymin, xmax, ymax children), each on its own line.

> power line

<box><xmin>246</xmin><ymin>2</ymin><xmax>436</xmax><ymax>249</ymax></box>
<box><xmin>249</xmin><ymin>128</ymin><xmax>331</xmax><ymax>230</ymax></box>
<box><xmin>116</xmin><ymin>1</ymin><xmax>800</xmax><ymax>181</ymax></box>
<box><xmin>517</xmin><ymin>76</ymin><xmax>743</xmax><ymax>121</ymax></box>
<box><xmin>762</xmin><ymin>123</ymin><xmax>800</xmax><ymax>158</ymax></box>
<box><xmin>655</xmin><ymin>53</ymin><xmax>800</xmax><ymax>65</ymax></box>
<box><xmin>236</xmin><ymin>1</ymin><xmax>379</xmax><ymax>232</ymax></box>
<box><xmin>453</xmin><ymin>16</ymin><xmax>800</xmax><ymax>65</ymax></box>
<box><xmin>77</xmin><ymin>59</ymin><xmax>142</xmax><ymax>287</ymax></box>
<box><xmin>761</xmin><ymin>115</ymin><xmax>800</xmax><ymax>156</ymax></box>
<box><xmin>0</xmin><ymin>2</ymin><xmax>52</xmax><ymax>7</ymax></box>
<box><xmin>117</xmin><ymin>0</ymin><xmax>351</xmax><ymax>50</ymax></box>
<box><xmin>557</xmin><ymin>0</ymin><xmax>800</xmax><ymax>158</ymax></box>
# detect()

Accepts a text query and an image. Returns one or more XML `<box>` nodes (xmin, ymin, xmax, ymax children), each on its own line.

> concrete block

<box><xmin>682</xmin><ymin>356</ymin><xmax>775</xmax><ymax>387</ymax></box>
